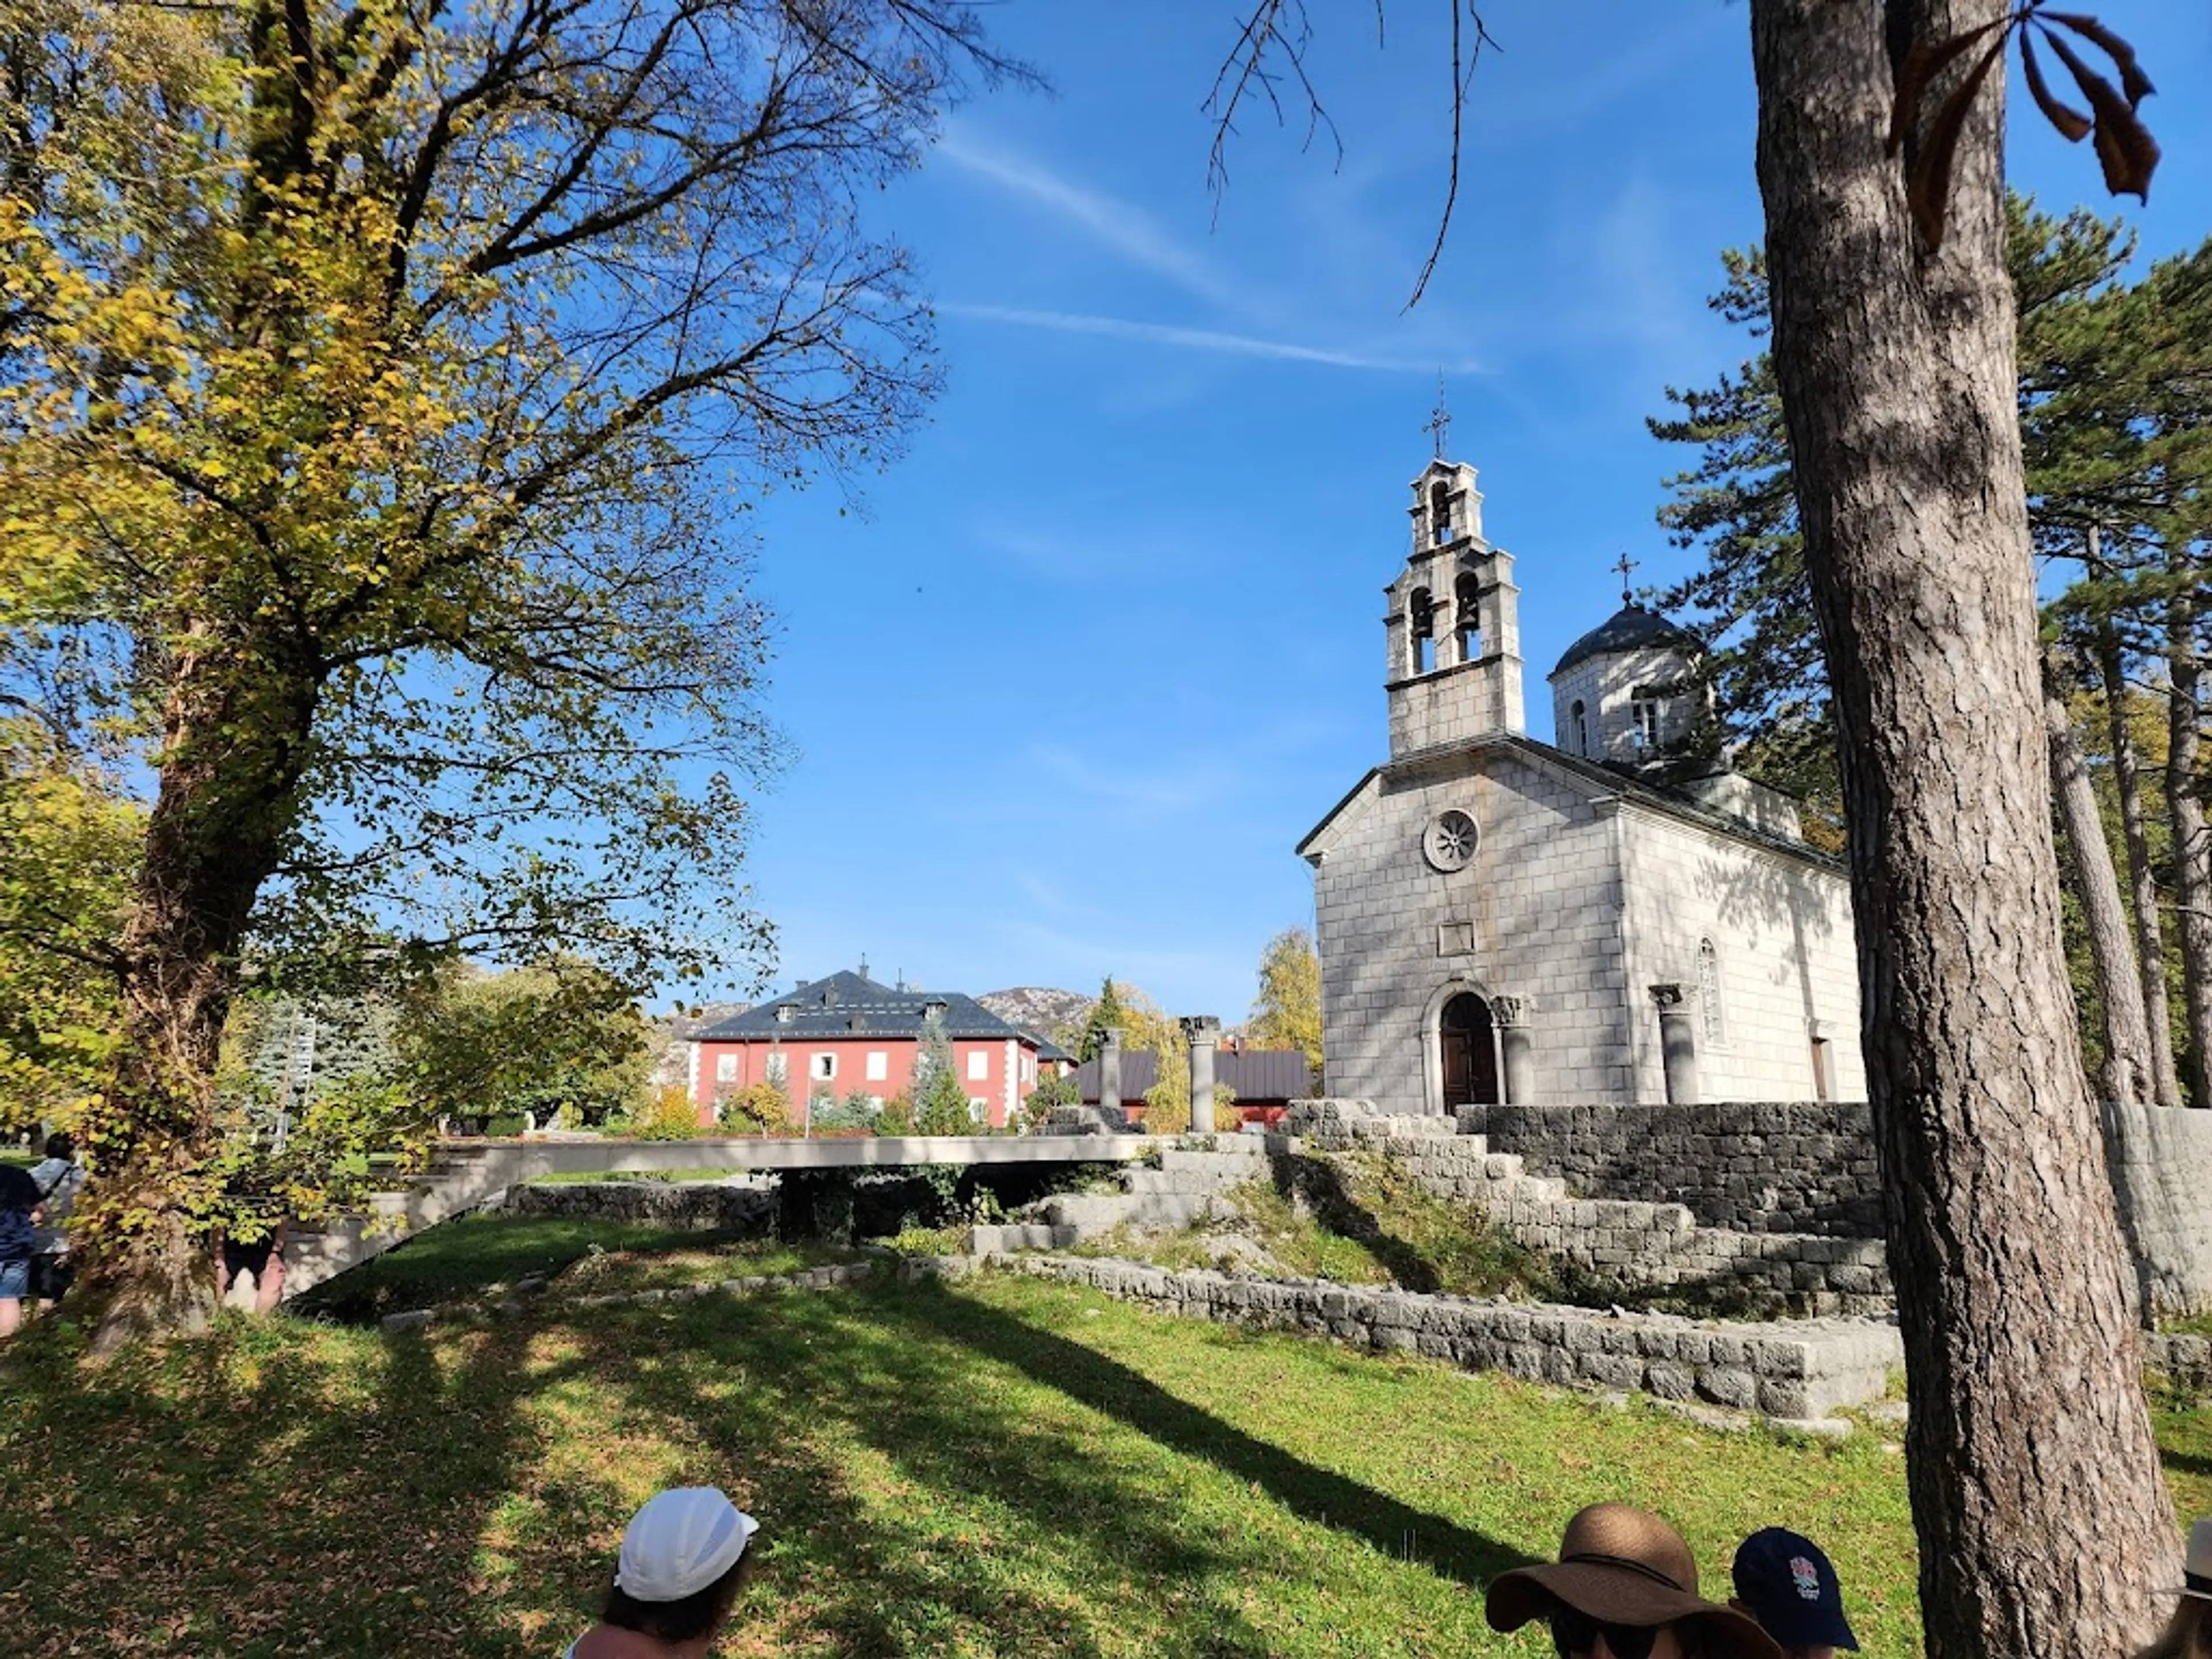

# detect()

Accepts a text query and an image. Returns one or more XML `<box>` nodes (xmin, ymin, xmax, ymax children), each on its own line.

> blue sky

<box><xmin>714</xmin><ymin>1</ymin><xmax>2212</xmax><ymax>1018</ymax></box>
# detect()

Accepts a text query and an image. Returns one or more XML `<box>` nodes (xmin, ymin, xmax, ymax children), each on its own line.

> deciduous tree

<box><xmin>0</xmin><ymin>0</ymin><xmax>1015</xmax><ymax>1340</ymax></box>
<box><xmin>1244</xmin><ymin>926</ymin><xmax>1323</xmax><ymax>1087</ymax></box>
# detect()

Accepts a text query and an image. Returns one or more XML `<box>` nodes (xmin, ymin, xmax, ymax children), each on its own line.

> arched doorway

<box><xmin>1440</xmin><ymin>992</ymin><xmax>1500</xmax><ymax>1107</ymax></box>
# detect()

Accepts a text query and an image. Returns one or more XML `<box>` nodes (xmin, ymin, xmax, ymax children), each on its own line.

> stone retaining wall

<box><xmin>1461</xmin><ymin>1099</ymin><xmax>2212</xmax><ymax>1317</ymax></box>
<box><xmin>2146</xmin><ymin>1332</ymin><xmax>2212</xmax><ymax>1392</ymax></box>
<box><xmin>1280</xmin><ymin>1104</ymin><xmax>1892</xmax><ymax>1317</ymax></box>
<box><xmin>988</xmin><ymin>1252</ymin><xmax>1901</xmax><ymax>1424</ymax></box>
<box><xmin>1457</xmin><ymin>1103</ymin><xmax>1881</xmax><ymax>1236</ymax></box>
<box><xmin>497</xmin><ymin>1178</ymin><xmax>775</xmax><ymax>1232</ymax></box>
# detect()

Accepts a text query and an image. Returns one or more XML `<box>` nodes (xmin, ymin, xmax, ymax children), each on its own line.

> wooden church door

<box><xmin>1440</xmin><ymin>992</ymin><xmax>1499</xmax><ymax>1107</ymax></box>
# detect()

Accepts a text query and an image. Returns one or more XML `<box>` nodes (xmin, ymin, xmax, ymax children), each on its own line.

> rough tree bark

<box><xmin>1748</xmin><ymin>1</ymin><xmax>2179</xmax><ymax>1652</ymax></box>
<box><xmin>90</xmin><ymin>624</ymin><xmax>317</xmax><ymax>1347</ymax></box>
<box><xmin>2045</xmin><ymin>656</ymin><xmax>2156</xmax><ymax>1105</ymax></box>
<box><xmin>2090</xmin><ymin>599</ymin><xmax>2184</xmax><ymax>1109</ymax></box>
<box><xmin>2166</xmin><ymin>593</ymin><xmax>2212</xmax><ymax>1109</ymax></box>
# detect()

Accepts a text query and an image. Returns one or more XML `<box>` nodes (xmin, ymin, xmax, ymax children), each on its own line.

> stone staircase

<box><xmin>966</xmin><ymin>1135</ymin><xmax>1275</xmax><ymax>1253</ymax></box>
<box><xmin>1277</xmin><ymin>1101</ymin><xmax>1890</xmax><ymax>1316</ymax></box>
<box><xmin>283</xmin><ymin>1143</ymin><xmax>523</xmax><ymax>1298</ymax></box>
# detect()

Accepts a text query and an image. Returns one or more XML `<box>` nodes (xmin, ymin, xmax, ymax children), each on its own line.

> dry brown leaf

<box><xmin>1906</xmin><ymin>35</ymin><xmax>2007</xmax><ymax>249</ymax></box>
<box><xmin>2043</xmin><ymin>10</ymin><xmax>2156</xmax><ymax>105</ymax></box>
<box><xmin>2019</xmin><ymin>27</ymin><xmax>2092</xmax><ymax>143</ymax></box>
<box><xmin>1886</xmin><ymin>17</ymin><xmax>2009</xmax><ymax>157</ymax></box>
<box><xmin>2041</xmin><ymin>27</ymin><xmax>2161</xmax><ymax>199</ymax></box>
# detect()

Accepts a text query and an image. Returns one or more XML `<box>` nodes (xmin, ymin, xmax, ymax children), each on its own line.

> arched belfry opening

<box><xmin>1386</xmin><ymin>456</ymin><xmax>1524</xmax><ymax>753</ymax></box>
<box><xmin>1440</xmin><ymin>991</ymin><xmax>1500</xmax><ymax>1107</ymax></box>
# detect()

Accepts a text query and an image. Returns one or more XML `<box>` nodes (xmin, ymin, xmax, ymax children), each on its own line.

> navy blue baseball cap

<box><xmin>1731</xmin><ymin>1529</ymin><xmax>1858</xmax><ymax>1651</ymax></box>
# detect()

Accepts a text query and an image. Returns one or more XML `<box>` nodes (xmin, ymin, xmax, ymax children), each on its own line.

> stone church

<box><xmin>1297</xmin><ymin>455</ymin><xmax>1865</xmax><ymax>1112</ymax></box>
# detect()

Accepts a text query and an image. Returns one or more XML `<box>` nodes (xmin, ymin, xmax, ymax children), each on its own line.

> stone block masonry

<box><xmin>1464</xmin><ymin>1098</ymin><xmax>2212</xmax><ymax>1317</ymax></box>
<box><xmin>994</xmin><ymin>1252</ymin><xmax>1902</xmax><ymax>1426</ymax></box>
<box><xmin>1458</xmin><ymin>1102</ymin><xmax>1881</xmax><ymax>1236</ymax></box>
<box><xmin>2100</xmin><ymin>1100</ymin><xmax>2212</xmax><ymax>1317</ymax></box>
<box><xmin>1281</xmin><ymin>1102</ymin><xmax>1893</xmax><ymax>1319</ymax></box>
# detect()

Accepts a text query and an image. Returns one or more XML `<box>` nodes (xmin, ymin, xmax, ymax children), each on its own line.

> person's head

<box><xmin>1486</xmin><ymin>1503</ymin><xmax>1782</xmax><ymax>1659</ymax></box>
<box><xmin>2143</xmin><ymin>1520</ymin><xmax>2212</xmax><ymax>1659</ymax></box>
<box><xmin>601</xmin><ymin>1487</ymin><xmax>759</xmax><ymax>1647</ymax></box>
<box><xmin>43</xmin><ymin>1133</ymin><xmax>73</xmax><ymax>1164</ymax></box>
<box><xmin>1728</xmin><ymin>1529</ymin><xmax>1857</xmax><ymax>1659</ymax></box>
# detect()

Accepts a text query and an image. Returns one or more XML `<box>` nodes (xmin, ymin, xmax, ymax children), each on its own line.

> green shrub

<box><xmin>631</xmin><ymin>1083</ymin><xmax>700</xmax><ymax>1141</ymax></box>
<box><xmin>875</xmin><ymin>1090</ymin><xmax>916</xmax><ymax>1135</ymax></box>
<box><xmin>721</xmin><ymin>1080</ymin><xmax>793</xmax><ymax>1135</ymax></box>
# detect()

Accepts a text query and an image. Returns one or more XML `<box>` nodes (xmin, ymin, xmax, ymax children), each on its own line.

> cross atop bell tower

<box><xmin>1383</xmin><ymin>450</ymin><xmax>1524</xmax><ymax>757</ymax></box>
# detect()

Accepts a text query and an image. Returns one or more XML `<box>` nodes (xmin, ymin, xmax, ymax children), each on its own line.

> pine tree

<box><xmin>1078</xmin><ymin>977</ymin><xmax>1127</xmax><ymax>1064</ymax></box>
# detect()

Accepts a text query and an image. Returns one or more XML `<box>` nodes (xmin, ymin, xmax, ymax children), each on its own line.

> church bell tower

<box><xmin>1384</xmin><ymin>456</ymin><xmax>1524</xmax><ymax>758</ymax></box>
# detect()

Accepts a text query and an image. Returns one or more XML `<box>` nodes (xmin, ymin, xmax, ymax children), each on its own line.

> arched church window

<box><xmin>1455</xmin><ymin>573</ymin><xmax>1482</xmax><ymax>662</ymax></box>
<box><xmin>1631</xmin><ymin>687</ymin><xmax>1662</xmax><ymax>753</ymax></box>
<box><xmin>1410</xmin><ymin>586</ymin><xmax>1435</xmax><ymax>674</ymax></box>
<box><xmin>1697</xmin><ymin>938</ymin><xmax>1725</xmax><ymax>1044</ymax></box>
<box><xmin>1570</xmin><ymin>699</ymin><xmax>1587</xmax><ymax>756</ymax></box>
<box><xmin>1431</xmin><ymin>482</ymin><xmax>1452</xmax><ymax>545</ymax></box>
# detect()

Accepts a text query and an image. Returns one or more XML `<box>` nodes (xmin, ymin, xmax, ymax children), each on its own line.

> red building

<box><xmin>687</xmin><ymin>969</ymin><xmax>1071</xmax><ymax>1130</ymax></box>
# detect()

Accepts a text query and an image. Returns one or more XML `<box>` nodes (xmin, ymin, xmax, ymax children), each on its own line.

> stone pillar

<box><xmin>1650</xmin><ymin>983</ymin><xmax>1699</xmax><ymax>1105</ymax></box>
<box><xmin>1490</xmin><ymin>994</ymin><xmax>1535</xmax><ymax>1105</ymax></box>
<box><xmin>1100</xmin><ymin>1029</ymin><xmax>1123</xmax><ymax>1121</ymax></box>
<box><xmin>1181</xmin><ymin>1015</ymin><xmax>1221</xmax><ymax>1135</ymax></box>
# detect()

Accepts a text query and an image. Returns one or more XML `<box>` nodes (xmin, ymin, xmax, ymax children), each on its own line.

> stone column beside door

<box><xmin>1650</xmin><ymin>983</ymin><xmax>1699</xmax><ymax>1105</ymax></box>
<box><xmin>1490</xmin><ymin>994</ymin><xmax>1535</xmax><ymax>1105</ymax></box>
<box><xmin>1182</xmin><ymin>1016</ymin><xmax>1221</xmax><ymax>1135</ymax></box>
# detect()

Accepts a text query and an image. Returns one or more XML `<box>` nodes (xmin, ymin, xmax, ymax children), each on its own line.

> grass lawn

<box><xmin>0</xmin><ymin>1260</ymin><xmax>2200</xmax><ymax>1659</ymax></box>
<box><xmin>289</xmin><ymin>1212</ymin><xmax>853</xmax><ymax>1323</ymax></box>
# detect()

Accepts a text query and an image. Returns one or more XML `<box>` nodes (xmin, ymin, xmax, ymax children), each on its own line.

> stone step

<box><xmin>1153</xmin><ymin>1149</ymin><xmax>1270</xmax><ymax>1176</ymax></box>
<box><xmin>1042</xmin><ymin>1192</ymin><xmax>1224</xmax><ymax>1238</ymax></box>
<box><xmin>1120</xmin><ymin>1169</ymin><xmax>1234</xmax><ymax>1196</ymax></box>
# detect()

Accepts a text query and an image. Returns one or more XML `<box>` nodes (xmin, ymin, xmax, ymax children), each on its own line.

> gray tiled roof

<box><xmin>1072</xmin><ymin>1048</ymin><xmax>1316</xmax><ymax>1104</ymax></box>
<box><xmin>694</xmin><ymin>970</ymin><xmax>1070</xmax><ymax>1058</ymax></box>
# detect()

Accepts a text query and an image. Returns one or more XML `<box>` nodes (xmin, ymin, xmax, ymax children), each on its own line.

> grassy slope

<box><xmin>289</xmin><ymin>1213</ymin><xmax>851</xmax><ymax>1322</ymax></box>
<box><xmin>3</xmin><ymin>1267</ymin><xmax>2203</xmax><ymax>1659</ymax></box>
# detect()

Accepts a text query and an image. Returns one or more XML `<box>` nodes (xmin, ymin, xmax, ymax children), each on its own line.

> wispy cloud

<box><xmin>935</xmin><ymin>133</ymin><xmax>1238</xmax><ymax>307</ymax></box>
<box><xmin>938</xmin><ymin>301</ymin><xmax>1478</xmax><ymax>374</ymax></box>
<box><xmin>1027</xmin><ymin>743</ymin><xmax>1230</xmax><ymax>817</ymax></box>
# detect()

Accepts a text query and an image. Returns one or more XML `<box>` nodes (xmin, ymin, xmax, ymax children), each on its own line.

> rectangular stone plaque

<box><xmin>1437</xmin><ymin>921</ymin><xmax>1476</xmax><ymax>956</ymax></box>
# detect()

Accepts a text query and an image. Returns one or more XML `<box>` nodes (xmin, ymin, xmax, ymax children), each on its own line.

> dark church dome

<box><xmin>1551</xmin><ymin>603</ymin><xmax>1702</xmax><ymax>677</ymax></box>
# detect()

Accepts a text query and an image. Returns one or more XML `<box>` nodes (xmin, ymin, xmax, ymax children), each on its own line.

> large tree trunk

<box><xmin>2166</xmin><ymin>594</ymin><xmax>2212</xmax><ymax>1109</ymax></box>
<box><xmin>1747</xmin><ymin>3</ymin><xmax>2178</xmax><ymax>1653</ymax></box>
<box><xmin>84</xmin><ymin>627</ymin><xmax>312</xmax><ymax>1347</ymax></box>
<box><xmin>2091</xmin><ymin>609</ymin><xmax>2184</xmax><ymax>1108</ymax></box>
<box><xmin>2047</xmin><ymin>658</ymin><xmax>2157</xmax><ymax>1105</ymax></box>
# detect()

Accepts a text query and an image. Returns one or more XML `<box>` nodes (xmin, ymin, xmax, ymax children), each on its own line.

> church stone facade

<box><xmin>1297</xmin><ymin>456</ymin><xmax>1865</xmax><ymax>1112</ymax></box>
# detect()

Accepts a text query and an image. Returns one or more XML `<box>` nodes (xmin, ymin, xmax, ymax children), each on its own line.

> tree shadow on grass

<box><xmin>550</xmin><ymin>1296</ymin><xmax>1230</xmax><ymax>1657</ymax></box>
<box><xmin>857</xmin><ymin>1280</ymin><xmax>1537</xmax><ymax>1590</ymax></box>
<box><xmin>0</xmin><ymin>1314</ymin><xmax>586</xmax><ymax>1657</ymax></box>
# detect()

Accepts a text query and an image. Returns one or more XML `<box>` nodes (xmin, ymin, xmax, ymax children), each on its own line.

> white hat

<box><xmin>616</xmin><ymin>1488</ymin><xmax>758</xmax><ymax>1603</ymax></box>
<box><xmin>2180</xmin><ymin>1518</ymin><xmax>2212</xmax><ymax>1603</ymax></box>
